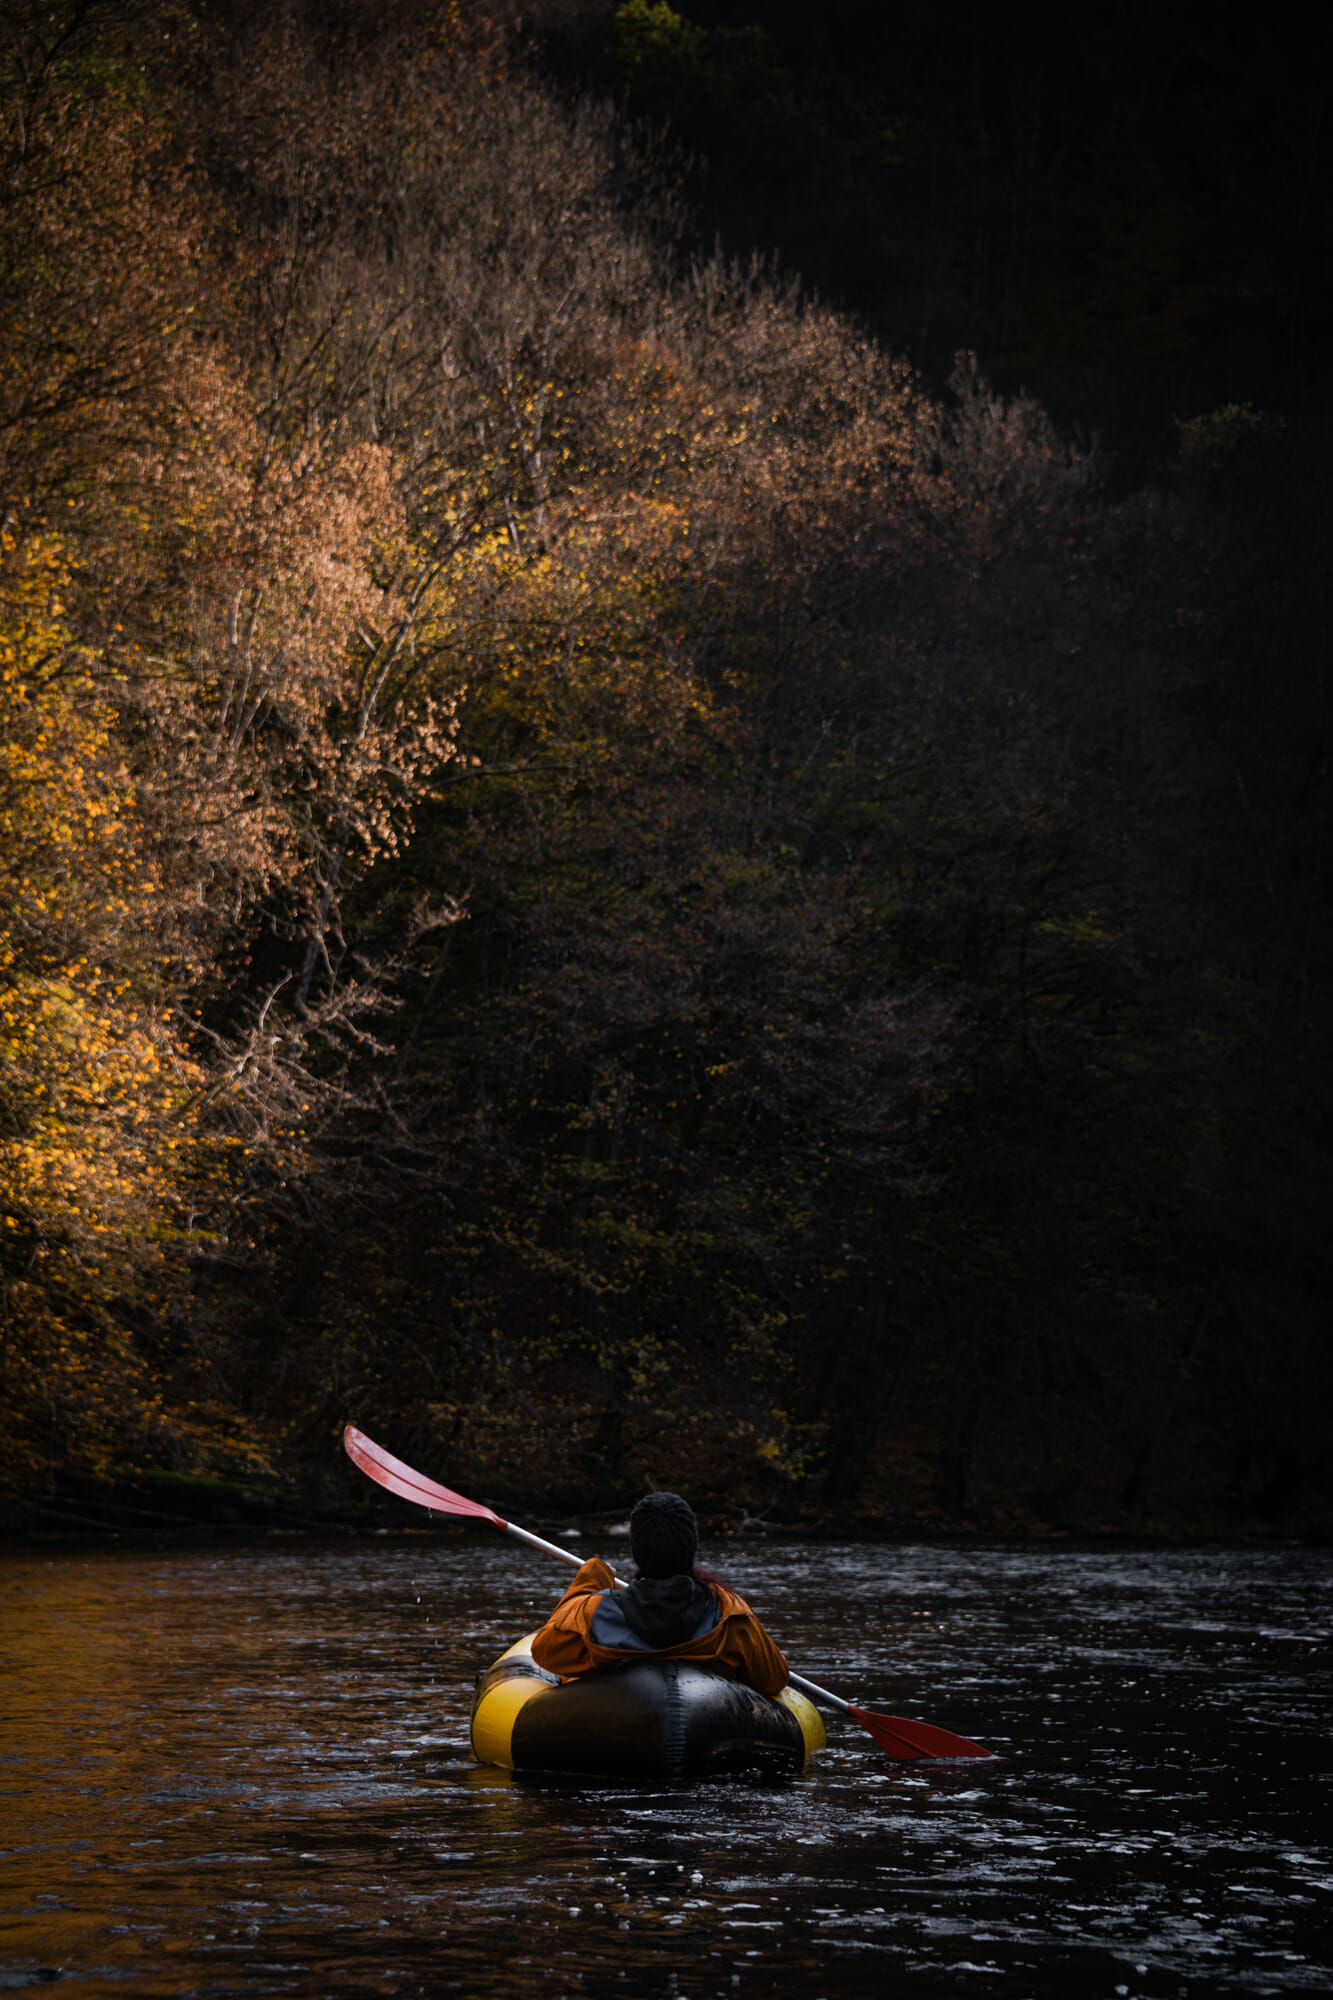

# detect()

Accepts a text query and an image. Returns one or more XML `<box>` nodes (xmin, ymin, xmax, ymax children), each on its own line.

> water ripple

<box><xmin>0</xmin><ymin>1541</ymin><xmax>1329</xmax><ymax>1996</ymax></box>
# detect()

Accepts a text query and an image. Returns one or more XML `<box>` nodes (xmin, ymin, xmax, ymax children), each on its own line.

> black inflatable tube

<box><xmin>470</xmin><ymin>1635</ymin><xmax>824</xmax><ymax>1782</ymax></box>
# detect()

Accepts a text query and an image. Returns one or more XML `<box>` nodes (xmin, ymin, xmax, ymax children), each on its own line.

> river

<box><xmin>2</xmin><ymin>1538</ymin><xmax>1329</xmax><ymax>1997</ymax></box>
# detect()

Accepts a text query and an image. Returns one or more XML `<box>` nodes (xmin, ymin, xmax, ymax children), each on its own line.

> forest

<box><xmin>1</xmin><ymin>0</ymin><xmax>1328</xmax><ymax>1539</ymax></box>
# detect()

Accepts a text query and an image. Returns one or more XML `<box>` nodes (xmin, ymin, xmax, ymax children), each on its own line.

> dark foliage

<box><xmin>2</xmin><ymin>0</ymin><xmax>1328</xmax><ymax>1537</ymax></box>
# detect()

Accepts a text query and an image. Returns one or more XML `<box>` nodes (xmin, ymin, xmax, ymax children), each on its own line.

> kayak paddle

<box><xmin>342</xmin><ymin>1423</ymin><xmax>994</xmax><ymax>1764</ymax></box>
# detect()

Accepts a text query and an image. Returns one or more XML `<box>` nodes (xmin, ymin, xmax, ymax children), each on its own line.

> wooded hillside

<box><xmin>2</xmin><ymin>0</ymin><xmax>1328</xmax><ymax>1537</ymax></box>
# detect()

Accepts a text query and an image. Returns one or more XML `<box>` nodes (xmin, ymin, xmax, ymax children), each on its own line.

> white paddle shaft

<box><xmin>787</xmin><ymin>1671</ymin><xmax>851</xmax><ymax>1713</ymax></box>
<box><xmin>504</xmin><ymin>1518</ymin><xmax>626</xmax><ymax>1587</ymax></box>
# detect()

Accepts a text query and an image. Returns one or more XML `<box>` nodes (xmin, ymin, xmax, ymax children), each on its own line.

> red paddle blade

<box><xmin>848</xmin><ymin>1703</ymin><xmax>994</xmax><ymax>1763</ymax></box>
<box><xmin>343</xmin><ymin>1425</ymin><xmax>508</xmax><ymax>1529</ymax></box>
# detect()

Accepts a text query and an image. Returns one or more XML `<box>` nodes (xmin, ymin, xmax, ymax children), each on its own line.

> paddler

<box><xmin>530</xmin><ymin>1491</ymin><xmax>788</xmax><ymax>1696</ymax></box>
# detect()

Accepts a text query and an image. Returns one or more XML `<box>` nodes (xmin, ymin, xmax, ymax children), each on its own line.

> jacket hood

<box><xmin>620</xmin><ymin>1572</ymin><xmax>717</xmax><ymax>1648</ymax></box>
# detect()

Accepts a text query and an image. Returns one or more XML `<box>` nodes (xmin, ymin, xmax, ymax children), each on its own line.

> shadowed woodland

<box><xmin>1</xmin><ymin>0</ymin><xmax>1328</xmax><ymax>1537</ymax></box>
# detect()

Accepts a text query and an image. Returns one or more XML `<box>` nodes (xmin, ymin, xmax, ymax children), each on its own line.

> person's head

<box><xmin>629</xmin><ymin>1491</ymin><xmax>698</xmax><ymax>1579</ymax></box>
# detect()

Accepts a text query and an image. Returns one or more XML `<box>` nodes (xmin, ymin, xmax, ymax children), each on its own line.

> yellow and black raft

<box><xmin>471</xmin><ymin>1634</ymin><xmax>825</xmax><ymax>1782</ymax></box>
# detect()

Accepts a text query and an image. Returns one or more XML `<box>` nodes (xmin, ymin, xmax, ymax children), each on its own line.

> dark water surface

<box><xmin>2</xmin><ymin>1539</ymin><xmax>1330</xmax><ymax>1998</ymax></box>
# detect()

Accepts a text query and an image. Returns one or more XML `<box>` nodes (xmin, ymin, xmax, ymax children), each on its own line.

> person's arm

<box><xmin>529</xmin><ymin>1557</ymin><xmax>616</xmax><ymax>1678</ymax></box>
<box><xmin>708</xmin><ymin>1585</ymin><xmax>789</xmax><ymax>1696</ymax></box>
<box><xmin>724</xmin><ymin>1614</ymin><xmax>789</xmax><ymax>1698</ymax></box>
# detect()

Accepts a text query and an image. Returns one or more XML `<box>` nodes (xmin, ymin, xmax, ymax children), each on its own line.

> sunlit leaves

<box><xmin>0</xmin><ymin>529</ymin><xmax>221</xmax><ymax>1481</ymax></box>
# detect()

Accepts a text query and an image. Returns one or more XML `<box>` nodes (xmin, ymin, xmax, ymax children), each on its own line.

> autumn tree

<box><xmin>2</xmin><ymin>0</ymin><xmax>1324</xmax><ymax>1533</ymax></box>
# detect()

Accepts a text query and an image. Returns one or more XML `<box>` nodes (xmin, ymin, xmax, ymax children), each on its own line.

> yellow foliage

<box><xmin>0</xmin><ymin>534</ymin><xmax>134</xmax><ymax>925</ymax></box>
<box><xmin>0</xmin><ymin>532</ymin><xmax>215</xmax><ymax>1483</ymax></box>
<box><xmin>0</xmin><ymin>965</ymin><xmax>204</xmax><ymax>1267</ymax></box>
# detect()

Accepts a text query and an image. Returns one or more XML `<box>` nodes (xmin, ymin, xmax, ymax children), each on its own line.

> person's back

<box><xmin>530</xmin><ymin>1491</ymin><xmax>788</xmax><ymax>1697</ymax></box>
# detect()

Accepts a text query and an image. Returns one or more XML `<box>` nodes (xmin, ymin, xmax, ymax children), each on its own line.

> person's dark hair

<box><xmin>629</xmin><ymin>1491</ymin><xmax>698</xmax><ymax>1578</ymax></box>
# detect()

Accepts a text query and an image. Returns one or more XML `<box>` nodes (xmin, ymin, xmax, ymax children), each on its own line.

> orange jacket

<box><xmin>530</xmin><ymin>1558</ymin><xmax>789</xmax><ymax>1698</ymax></box>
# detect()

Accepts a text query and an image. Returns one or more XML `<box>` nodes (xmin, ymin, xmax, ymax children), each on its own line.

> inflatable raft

<box><xmin>471</xmin><ymin>1633</ymin><xmax>825</xmax><ymax>1782</ymax></box>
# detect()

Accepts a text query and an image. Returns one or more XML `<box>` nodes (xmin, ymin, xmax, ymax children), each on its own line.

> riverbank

<box><xmin>3</xmin><ymin>1467</ymin><xmax>1328</xmax><ymax>1547</ymax></box>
